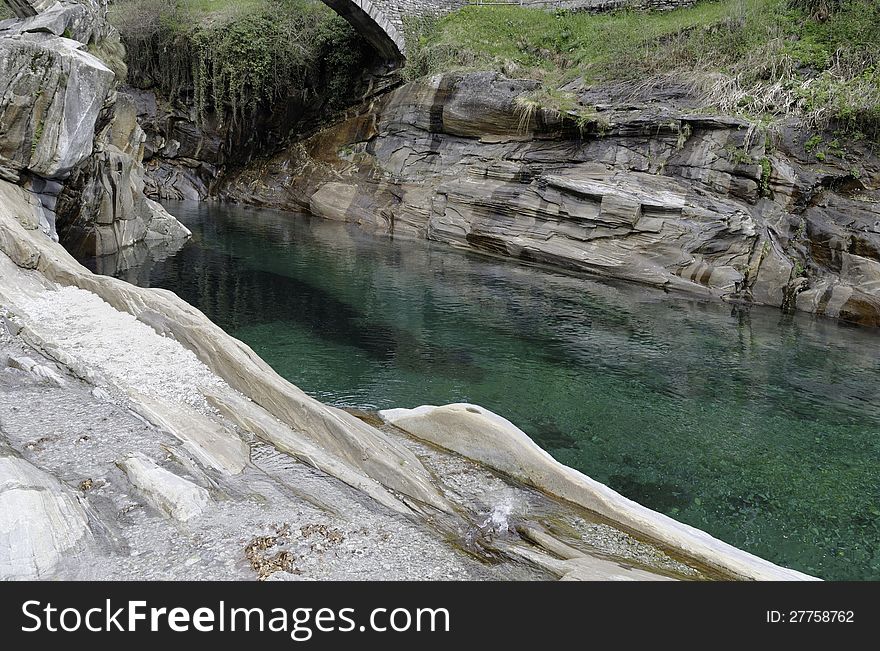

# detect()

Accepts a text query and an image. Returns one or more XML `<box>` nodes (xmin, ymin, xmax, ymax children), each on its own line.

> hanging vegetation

<box><xmin>110</xmin><ymin>0</ymin><xmax>372</xmax><ymax>128</ymax></box>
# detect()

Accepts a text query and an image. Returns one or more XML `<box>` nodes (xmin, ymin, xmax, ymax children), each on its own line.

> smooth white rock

<box><xmin>117</xmin><ymin>453</ymin><xmax>210</xmax><ymax>522</ymax></box>
<box><xmin>0</xmin><ymin>455</ymin><xmax>91</xmax><ymax>580</ymax></box>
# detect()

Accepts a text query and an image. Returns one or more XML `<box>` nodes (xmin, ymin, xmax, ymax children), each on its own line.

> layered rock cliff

<box><xmin>0</xmin><ymin>0</ymin><xmax>189</xmax><ymax>257</ymax></box>
<box><xmin>220</xmin><ymin>72</ymin><xmax>880</xmax><ymax>327</ymax></box>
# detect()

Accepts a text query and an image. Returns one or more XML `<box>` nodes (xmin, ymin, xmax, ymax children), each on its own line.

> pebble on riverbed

<box><xmin>568</xmin><ymin>517</ymin><xmax>703</xmax><ymax>578</ymax></box>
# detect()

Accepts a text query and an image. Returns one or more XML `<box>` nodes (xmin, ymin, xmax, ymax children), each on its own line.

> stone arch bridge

<box><xmin>4</xmin><ymin>1</ymin><xmax>694</xmax><ymax>66</ymax></box>
<box><xmin>321</xmin><ymin>1</ymin><xmax>466</xmax><ymax>64</ymax></box>
<box><xmin>3</xmin><ymin>0</ymin><xmax>467</xmax><ymax>65</ymax></box>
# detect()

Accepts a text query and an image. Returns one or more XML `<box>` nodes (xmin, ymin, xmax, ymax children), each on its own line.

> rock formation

<box><xmin>0</xmin><ymin>448</ymin><xmax>91</xmax><ymax>580</ymax></box>
<box><xmin>0</xmin><ymin>0</ymin><xmax>190</xmax><ymax>257</ymax></box>
<box><xmin>381</xmin><ymin>403</ymin><xmax>816</xmax><ymax>581</ymax></box>
<box><xmin>0</xmin><ymin>0</ymin><xmax>856</xmax><ymax>582</ymax></box>
<box><xmin>221</xmin><ymin>72</ymin><xmax>880</xmax><ymax>327</ymax></box>
<box><xmin>117</xmin><ymin>453</ymin><xmax>211</xmax><ymax>522</ymax></box>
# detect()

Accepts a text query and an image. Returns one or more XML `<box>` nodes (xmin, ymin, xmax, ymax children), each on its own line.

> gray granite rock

<box><xmin>0</xmin><ymin>0</ymin><xmax>190</xmax><ymax>257</ymax></box>
<box><xmin>221</xmin><ymin>72</ymin><xmax>880</xmax><ymax>327</ymax></box>
<box><xmin>0</xmin><ymin>450</ymin><xmax>90</xmax><ymax>580</ymax></box>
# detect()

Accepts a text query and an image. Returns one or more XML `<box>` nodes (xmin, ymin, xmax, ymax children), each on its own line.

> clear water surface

<box><xmin>92</xmin><ymin>201</ymin><xmax>880</xmax><ymax>580</ymax></box>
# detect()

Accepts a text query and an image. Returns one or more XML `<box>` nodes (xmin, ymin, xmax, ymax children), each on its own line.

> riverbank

<box><xmin>0</xmin><ymin>178</ymin><xmax>816</xmax><ymax>580</ymax></box>
<box><xmin>157</xmin><ymin>1</ymin><xmax>873</xmax><ymax>329</ymax></box>
<box><xmin>103</xmin><ymin>200</ymin><xmax>880</xmax><ymax>581</ymax></box>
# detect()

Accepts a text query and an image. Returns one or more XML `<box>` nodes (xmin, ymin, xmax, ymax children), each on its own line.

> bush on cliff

<box><xmin>110</xmin><ymin>0</ymin><xmax>372</xmax><ymax>127</ymax></box>
<box><xmin>406</xmin><ymin>0</ymin><xmax>880</xmax><ymax>144</ymax></box>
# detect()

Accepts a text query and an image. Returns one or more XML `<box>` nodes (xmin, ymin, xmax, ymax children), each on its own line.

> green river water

<box><xmin>94</xmin><ymin>200</ymin><xmax>880</xmax><ymax>580</ymax></box>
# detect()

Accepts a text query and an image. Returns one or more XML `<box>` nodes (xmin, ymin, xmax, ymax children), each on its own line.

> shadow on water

<box><xmin>151</xmin><ymin>244</ymin><xmax>402</xmax><ymax>361</ymax></box>
<box><xmin>90</xmin><ymin>207</ymin><xmax>486</xmax><ymax>382</ymax></box>
<box><xmin>90</xmin><ymin>200</ymin><xmax>880</xmax><ymax>581</ymax></box>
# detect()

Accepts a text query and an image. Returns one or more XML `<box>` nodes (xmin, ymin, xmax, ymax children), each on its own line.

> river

<box><xmin>88</xmin><ymin>200</ymin><xmax>880</xmax><ymax>580</ymax></box>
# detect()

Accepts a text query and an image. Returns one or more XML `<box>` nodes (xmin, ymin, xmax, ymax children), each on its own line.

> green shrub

<box><xmin>110</xmin><ymin>0</ymin><xmax>370</xmax><ymax>126</ymax></box>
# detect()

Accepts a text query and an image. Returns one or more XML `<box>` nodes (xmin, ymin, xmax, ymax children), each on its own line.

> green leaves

<box><xmin>112</xmin><ymin>0</ymin><xmax>369</xmax><ymax>128</ymax></box>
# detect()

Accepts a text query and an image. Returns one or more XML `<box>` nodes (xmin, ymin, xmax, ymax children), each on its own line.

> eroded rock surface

<box><xmin>381</xmin><ymin>402</ymin><xmax>817</xmax><ymax>581</ymax></box>
<box><xmin>222</xmin><ymin>72</ymin><xmax>880</xmax><ymax>327</ymax></box>
<box><xmin>0</xmin><ymin>0</ymin><xmax>190</xmax><ymax>257</ymax></box>
<box><xmin>0</xmin><ymin>450</ymin><xmax>91</xmax><ymax>579</ymax></box>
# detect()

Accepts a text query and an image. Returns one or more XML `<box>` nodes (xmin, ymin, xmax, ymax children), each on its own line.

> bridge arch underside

<box><xmin>5</xmin><ymin>0</ymin><xmax>57</xmax><ymax>18</ymax></box>
<box><xmin>322</xmin><ymin>0</ymin><xmax>406</xmax><ymax>66</ymax></box>
<box><xmin>6</xmin><ymin>1</ymin><xmax>408</xmax><ymax>66</ymax></box>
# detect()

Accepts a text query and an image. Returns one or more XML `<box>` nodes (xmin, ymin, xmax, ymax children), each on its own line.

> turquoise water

<box><xmin>100</xmin><ymin>201</ymin><xmax>880</xmax><ymax>580</ymax></box>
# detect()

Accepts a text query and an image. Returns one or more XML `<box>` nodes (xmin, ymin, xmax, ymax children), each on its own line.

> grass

<box><xmin>184</xmin><ymin>0</ymin><xmax>265</xmax><ymax>11</ymax></box>
<box><xmin>405</xmin><ymin>1</ymin><xmax>757</xmax><ymax>84</ymax></box>
<box><xmin>172</xmin><ymin>0</ymin><xmax>268</xmax><ymax>24</ymax></box>
<box><xmin>406</xmin><ymin>0</ymin><xmax>880</xmax><ymax>144</ymax></box>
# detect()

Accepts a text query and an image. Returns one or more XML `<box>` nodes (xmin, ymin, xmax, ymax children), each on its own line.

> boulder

<box><xmin>7</xmin><ymin>1</ymin><xmax>113</xmax><ymax>44</ymax></box>
<box><xmin>56</xmin><ymin>90</ymin><xmax>192</xmax><ymax>257</ymax></box>
<box><xmin>0</xmin><ymin>2</ymin><xmax>191</xmax><ymax>257</ymax></box>
<box><xmin>6</xmin><ymin>1</ymin><xmax>60</xmax><ymax>19</ymax></box>
<box><xmin>4</xmin><ymin>353</ymin><xmax>64</xmax><ymax>385</ymax></box>
<box><xmin>117</xmin><ymin>453</ymin><xmax>210</xmax><ymax>522</ymax></box>
<box><xmin>0</xmin><ymin>32</ymin><xmax>114</xmax><ymax>180</ymax></box>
